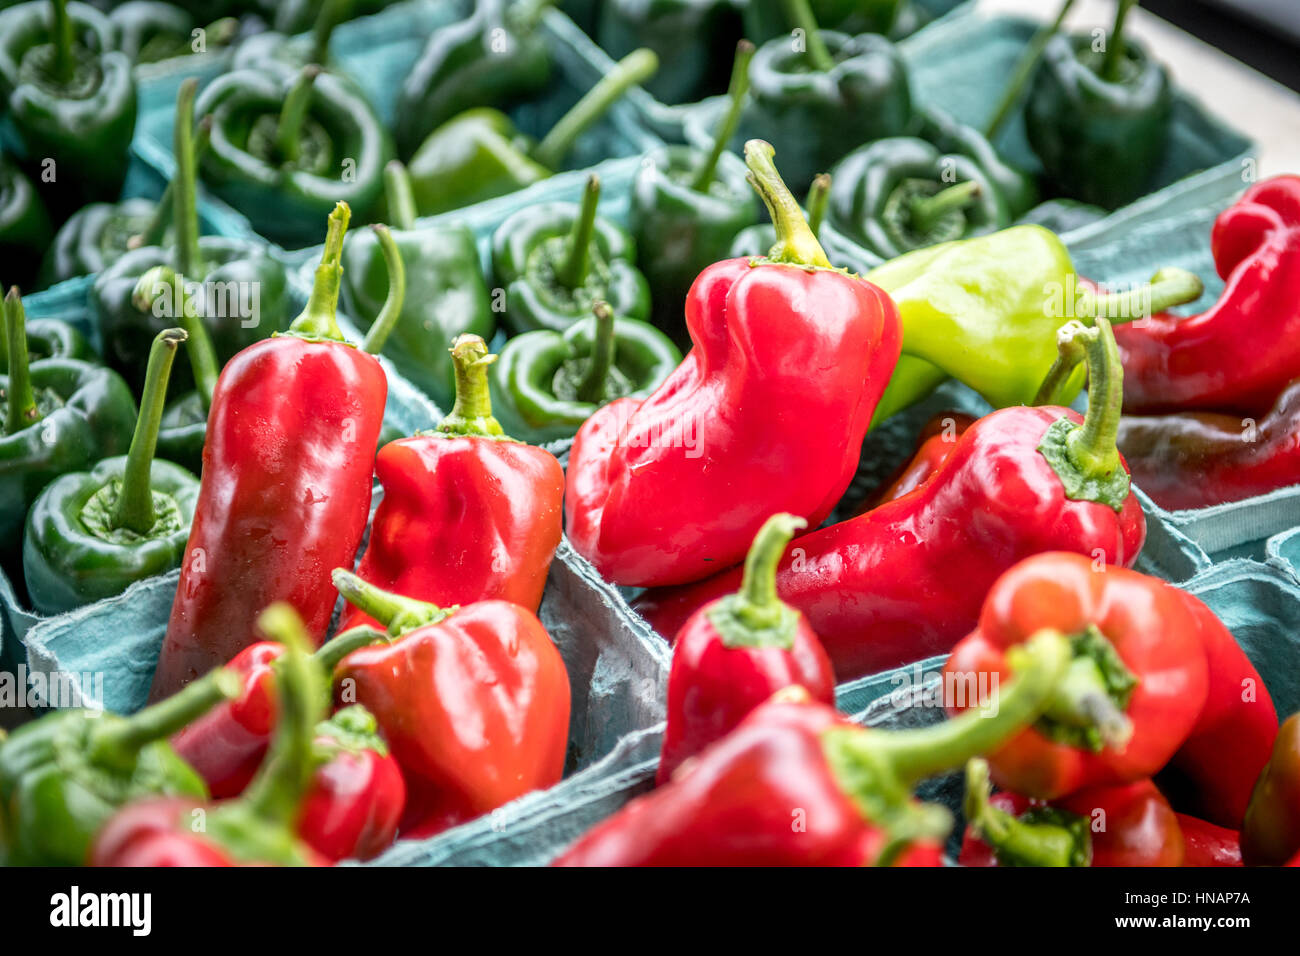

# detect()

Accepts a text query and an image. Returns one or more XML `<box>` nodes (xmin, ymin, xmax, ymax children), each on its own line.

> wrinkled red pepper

<box><xmin>1241</xmin><ymin>711</ymin><xmax>1300</xmax><ymax>865</ymax></box>
<box><xmin>554</xmin><ymin>631</ymin><xmax>1073</xmax><ymax>867</ymax></box>
<box><xmin>566</xmin><ymin>140</ymin><xmax>902</xmax><ymax>588</ymax></box>
<box><xmin>1175</xmin><ymin>813</ymin><xmax>1243</xmax><ymax>867</ymax></box>
<box><xmin>944</xmin><ymin>552</ymin><xmax>1209</xmax><ymax>800</ymax></box>
<box><xmin>151</xmin><ymin>203</ymin><xmax>389</xmax><ymax>701</ymax></box>
<box><xmin>657</xmin><ymin>513</ymin><xmax>835</xmax><ymax>785</ymax></box>
<box><xmin>331</xmin><ymin>569</ymin><xmax>570</xmax><ymax>839</ymax></box>
<box><xmin>341</xmin><ymin>334</ymin><xmax>563</xmax><ymax>633</ymax></box>
<box><xmin>636</xmin><ymin>319</ymin><xmax>1145</xmax><ymax>679</ymax></box>
<box><xmin>1114</xmin><ymin>176</ymin><xmax>1300</xmax><ymax>416</ymax></box>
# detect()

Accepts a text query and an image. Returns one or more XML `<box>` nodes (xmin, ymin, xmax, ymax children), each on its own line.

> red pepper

<box><xmin>853</xmin><ymin>411</ymin><xmax>976</xmax><ymax>512</ymax></box>
<box><xmin>554</xmin><ymin>631</ymin><xmax>1072</xmax><ymax>866</ymax></box>
<box><xmin>566</xmin><ymin>140</ymin><xmax>902</xmax><ymax>587</ymax></box>
<box><xmin>944</xmin><ymin>552</ymin><xmax>1208</xmax><ymax>800</ymax></box>
<box><xmin>657</xmin><ymin>513</ymin><xmax>835</xmax><ymax>785</ymax></box>
<box><xmin>636</xmin><ymin>318</ymin><xmax>1145</xmax><ymax>679</ymax></box>
<box><xmin>1175</xmin><ymin>813</ymin><xmax>1243</xmax><ymax>867</ymax></box>
<box><xmin>1241</xmin><ymin>711</ymin><xmax>1300</xmax><ymax>865</ymax></box>
<box><xmin>298</xmin><ymin>705</ymin><xmax>406</xmax><ymax>863</ymax></box>
<box><xmin>340</xmin><ymin>334</ymin><xmax>563</xmax><ymax>633</ymax></box>
<box><xmin>150</xmin><ymin>204</ymin><xmax>397</xmax><ymax>701</ymax></box>
<box><xmin>1114</xmin><ymin>176</ymin><xmax>1300</xmax><ymax>417</ymax></box>
<box><xmin>91</xmin><ymin>605</ymin><xmax>330</xmax><ymax>867</ymax></box>
<box><xmin>331</xmin><ymin>569</ymin><xmax>570</xmax><ymax>839</ymax></box>
<box><xmin>959</xmin><ymin>759</ymin><xmax>1184</xmax><ymax>866</ymax></box>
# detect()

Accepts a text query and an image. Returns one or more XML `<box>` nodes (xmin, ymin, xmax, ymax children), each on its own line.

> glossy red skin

<box><xmin>1176</xmin><ymin>813</ymin><xmax>1243</xmax><ymax>867</ymax></box>
<box><xmin>171</xmin><ymin>641</ymin><xmax>282</xmax><ymax>798</ymax></box>
<box><xmin>854</xmin><ymin>411</ymin><xmax>976</xmax><ymax>513</ymax></box>
<box><xmin>945</xmin><ymin>553</ymin><xmax>1208</xmax><ymax>800</ymax></box>
<box><xmin>335</xmin><ymin>601</ymin><xmax>570</xmax><ymax>839</ymax></box>
<box><xmin>151</xmin><ymin>337</ymin><xmax>386</xmax><ymax>700</ymax></box>
<box><xmin>554</xmin><ymin>698</ymin><xmax>942</xmax><ymax>867</ymax></box>
<box><xmin>1165</xmin><ymin>593</ymin><xmax>1278</xmax><ymax>829</ymax></box>
<box><xmin>1117</xmin><ymin>378</ymin><xmax>1300</xmax><ymax>510</ymax></box>
<box><xmin>1114</xmin><ymin>176</ymin><xmax>1300</xmax><ymax>416</ymax></box>
<box><xmin>341</xmin><ymin>434</ymin><xmax>564</xmax><ymax>633</ymax></box>
<box><xmin>565</xmin><ymin>256</ymin><xmax>902</xmax><ymax>588</ymax></box>
<box><xmin>635</xmin><ymin>405</ymin><xmax>1147</xmax><ymax>680</ymax></box>
<box><xmin>656</xmin><ymin>602</ymin><xmax>836</xmax><ymax>784</ymax></box>
<box><xmin>958</xmin><ymin>781</ymin><xmax>1184</xmax><ymax>867</ymax></box>
<box><xmin>298</xmin><ymin>746</ymin><xmax>407</xmax><ymax>863</ymax></box>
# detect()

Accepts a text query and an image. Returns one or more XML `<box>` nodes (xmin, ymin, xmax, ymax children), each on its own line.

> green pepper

<box><xmin>728</xmin><ymin>171</ymin><xmax>829</xmax><ymax>258</ymax></box>
<box><xmin>918</xmin><ymin>108</ymin><xmax>1038</xmax><ymax>219</ymax></box>
<box><xmin>195</xmin><ymin>63</ymin><xmax>393</xmax><ymax>248</ymax></box>
<box><xmin>1025</xmin><ymin>0</ymin><xmax>1171</xmax><ymax>209</ymax></box>
<box><xmin>0</xmin><ymin>0</ymin><xmax>137</xmax><ymax>216</ymax></box>
<box><xmin>395</xmin><ymin>0</ymin><xmax>554</xmax><ymax>158</ymax></box>
<box><xmin>0</xmin><ymin>289</ymin><xmax>137</xmax><ymax>560</ymax></box>
<box><xmin>865</xmin><ymin>225</ymin><xmax>1205</xmax><ymax>425</ymax></box>
<box><xmin>827</xmin><ymin>137</ymin><xmax>1010</xmax><ymax>260</ymax></box>
<box><xmin>95</xmin><ymin>79</ymin><xmax>291</xmax><ymax>395</ymax></box>
<box><xmin>0</xmin><ymin>154</ymin><xmax>51</xmax><ymax>289</ymax></box>
<box><xmin>490</xmin><ymin>299</ymin><xmax>681</xmax><ymax>444</ymax></box>
<box><xmin>597</xmin><ymin>0</ymin><xmax>742</xmax><ymax>105</ymax></box>
<box><xmin>744</xmin><ymin>0</ymin><xmax>912</xmax><ymax>193</ymax></box>
<box><xmin>108</xmin><ymin>1</ymin><xmax>239</xmax><ymax>64</ymax></box>
<box><xmin>743</xmin><ymin>0</ymin><xmax>905</xmax><ymax>44</ymax></box>
<box><xmin>23</xmin><ymin>327</ymin><xmax>199</xmax><ymax>613</ymax></box>
<box><xmin>407</xmin><ymin>47</ymin><xmax>658</xmax><ymax>217</ymax></box>
<box><xmin>231</xmin><ymin>0</ymin><xmax>346</xmax><ymax>72</ymax></box>
<box><xmin>630</xmin><ymin>41</ymin><xmax>759</xmax><ymax>343</ymax></box>
<box><xmin>492</xmin><ymin>172</ymin><xmax>650</xmax><ymax>336</ymax></box>
<box><xmin>340</xmin><ymin>160</ymin><xmax>493</xmax><ymax>409</ymax></box>
<box><xmin>0</xmin><ymin>664</ymin><xmax>238</xmax><ymax>866</ymax></box>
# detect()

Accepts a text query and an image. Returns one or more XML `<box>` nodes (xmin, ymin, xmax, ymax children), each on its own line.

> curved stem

<box><xmin>136</xmin><ymin>117</ymin><xmax>212</xmax><ymax>252</ymax></box>
<box><xmin>111</xmin><ymin>328</ymin><xmax>186</xmax><ymax>534</ymax></box>
<box><xmin>435</xmin><ymin>334</ymin><xmax>505</xmax><ymax>437</ymax></box>
<box><xmin>173</xmin><ymin>78</ymin><xmax>202</xmax><ymax>279</ymax></box>
<box><xmin>309</xmin><ymin>0</ymin><xmax>347</xmax><ymax>66</ymax></box>
<box><xmin>576</xmin><ymin>301</ymin><xmax>617</xmax><ymax>404</ymax></box>
<box><xmin>276</xmin><ymin>65</ymin><xmax>321</xmax><ymax>165</ymax></box>
<box><xmin>1083</xmin><ymin>267</ymin><xmax>1203</xmax><ymax>326</ymax></box>
<box><xmin>383</xmin><ymin>160</ymin><xmax>418</xmax><ymax>232</ymax></box>
<box><xmin>51</xmin><ymin>0</ymin><xmax>75</xmax><ymax>84</ymax></box>
<box><xmin>805</xmin><ymin>173</ymin><xmax>831</xmax><ymax>234</ymax></box>
<box><xmin>556</xmin><ymin>174</ymin><xmax>600</xmax><ymax>291</ymax></box>
<box><xmin>1102</xmin><ymin>0</ymin><xmax>1138</xmax><ymax>83</ymax></box>
<box><xmin>1040</xmin><ymin>653</ymin><xmax>1133</xmax><ymax>749</ymax></box>
<box><xmin>313</xmin><ymin>624</ymin><xmax>389</xmax><ymax>672</ymax></box>
<box><xmin>731</xmin><ymin>513</ymin><xmax>806</xmax><ymax>633</ymax></box>
<box><xmin>780</xmin><ymin>0</ymin><xmax>833</xmax><ymax>72</ymax></box>
<box><xmin>692</xmin><ymin>40</ymin><xmax>755</xmax><ymax>193</ymax></box>
<box><xmin>909</xmin><ymin>180</ymin><xmax>981</xmax><ymax>234</ymax></box>
<box><xmin>985</xmin><ymin>0</ymin><xmax>1077</xmax><ymax>139</ymax></box>
<box><xmin>532</xmin><ymin>47</ymin><xmax>658</xmax><ymax>170</ymax></box>
<box><xmin>1033</xmin><ymin>321</ymin><xmax>1088</xmax><ymax>406</ymax></box>
<box><xmin>361</xmin><ymin>225</ymin><xmax>406</xmax><ymax>354</ymax></box>
<box><xmin>331</xmin><ymin>568</ymin><xmax>454</xmax><ymax>636</ymax></box>
<box><xmin>744</xmin><ymin>140</ymin><xmax>831</xmax><ymax>268</ymax></box>
<box><xmin>1065</xmin><ymin>318</ymin><xmax>1124</xmax><ymax>484</ymax></box>
<box><xmin>90</xmin><ymin>666</ymin><xmax>240</xmax><ymax>758</ymax></box>
<box><xmin>134</xmin><ymin>266</ymin><xmax>219</xmax><ymax>410</ymax></box>
<box><xmin>963</xmin><ymin>758</ymin><xmax>1085</xmax><ymax>867</ymax></box>
<box><xmin>288</xmin><ymin>201</ymin><xmax>350</xmax><ymax>341</ymax></box>
<box><xmin>4</xmin><ymin>288</ymin><xmax>40</xmax><ymax>435</ymax></box>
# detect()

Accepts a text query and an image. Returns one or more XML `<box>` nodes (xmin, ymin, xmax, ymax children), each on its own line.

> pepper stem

<box><xmin>383</xmin><ymin>160</ymin><xmax>418</xmax><ymax>232</ymax></box>
<box><xmin>309</xmin><ymin>0</ymin><xmax>346</xmax><ymax>66</ymax></box>
<box><xmin>173</xmin><ymin>78</ymin><xmax>203</xmax><ymax>279</ymax></box>
<box><xmin>556</xmin><ymin>174</ymin><xmax>601</xmax><ymax>290</ymax></box>
<box><xmin>288</xmin><ymin>202</ymin><xmax>350</xmax><ymax>342</ymax></box>
<box><xmin>360</xmin><ymin>225</ymin><xmax>406</xmax><ymax>355</ymax></box>
<box><xmin>805</xmin><ymin>173</ymin><xmax>831</xmax><ymax>234</ymax></box>
<box><xmin>133</xmin><ymin>266</ymin><xmax>219</xmax><ymax>410</ymax></box>
<box><xmin>1102</xmin><ymin>0</ymin><xmax>1138</xmax><ymax>83</ymax></box>
<box><xmin>331</xmin><ymin>568</ymin><xmax>455</xmax><ymax>637</ymax></box>
<box><xmin>532</xmin><ymin>48</ymin><xmax>658</xmax><ymax>171</ymax></box>
<box><xmin>706</xmin><ymin>513</ymin><xmax>808</xmax><ymax>649</ymax></box>
<box><xmin>1033</xmin><ymin>321</ymin><xmax>1088</xmax><ymax>406</ymax></box>
<box><xmin>240</xmin><ymin>605</ymin><xmax>329</xmax><ymax>825</ymax></box>
<box><xmin>89</xmin><ymin>666</ymin><xmax>241</xmax><ymax>758</ymax></box>
<box><xmin>984</xmin><ymin>0</ymin><xmax>1077</xmax><ymax>139</ymax></box>
<box><xmin>1082</xmin><ymin>267</ymin><xmax>1203</xmax><ymax>326</ymax></box>
<box><xmin>435</xmin><ymin>334</ymin><xmax>506</xmax><ymax>437</ymax></box>
<box><xmin>276</xmin><ymin>66</ymin><xmax>322</xmax><ymax>165</ymax></box>
<box><xmin>909</xmin><ymin>180</ymin><xmax>981</xmax><ymax>234</ymax></box>
<box><xmin>51</xmin><ymin>0</ymin><xmax>75</xmax><ymax>84</ymax></box>
<box><xmin>781</xmin><ymin>0</ymin><xmax>834</xmax><ymax>73</ymax></box>
<box><xmin>691</xmin><ymin>40</ymin><xmax>755</xmax><ymax>193</ymax></box>
<box><xmin>313</xmin><ymin>624</ymin><xmax>390</xmax><ymax>672</ymax></box>
<box><xmin>134</xmin><ymin>117</ymin><xmax>212</xmax><ymax>252</ymax></box>
<box><xmin>111</xmin><ymin>328</ymin><xmax>186</xmax><ymax>534</ymax></box>
<box><xmin>745</xmin><ymin>140</ymin><xmax>832</xmax><ymax>268</ymax></box>
<box><xmin>963</xmin><ymin>758</ymin><xmax>1088</xmax><ymax>867</ymax></box>
<box><xmin>575</xmin><ymin>301</ymin><xmax>617</xmax><ymax>404</ymax></box>
<box><xmin>508</xmin><ymin>0</ymin><xmax>557</xmax><ymax>32</ymax></box>
<box><xmin>3</xmin><ymin>288</ymin><xmax>41</xmax><ymax>435</ymax></box>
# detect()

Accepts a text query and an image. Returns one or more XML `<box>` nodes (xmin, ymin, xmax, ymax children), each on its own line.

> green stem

<box><xmin>276</xmin><ymin>65</ymin><xmax>321</xmax><ymax>165</ymax></box>
<box><xmin>135</xmin><ymin>117</ymin><xmax>212</xmax><ymax>252</ymax></box>
<box><xmin>90</xmin><ymin>666</ymin><xmax>241</xmax><ymax>757</ymax></box>
<box><xmin>909</xmin><ymin>180</ymin><xmax>981</xmax><ymax>234</ymax></box>
<box><xmin>133</xmin><ymin>266</ymin><xmax>219</xmax><ymax>410</ymax></box>
<box><xmin>111</xmin><ymin>328</ymin><xmax>186</xmax><ymax>534</ymax></box>
<box><xmin>331</xmin><ymin>568</ymin><xmax>455</xmax><ymax>637</ymax></box>
<box><xmin>1083</xmin><ymin>267</ymin><xmax>1203</xmax><ymax>326</ymax></box>
<box><xmin>382</xmin><ymin>160</ymin><xmax>418</xmax><ymax>232</ymax></box>
<box><xmin>309</xmin><ymin>0</ymin><xmax>347</xmax><ymax>66</ymax></box>
<box><xmin>173</xmin><ymin>78</ymin><xmax>202</xmax><ymax>279</ymax></box>
<box><xmin>508</xmin><ymin>0</ymin><xmax>557</xmax><ymax>32</ymax></box>
<box><xmin>1102</xmin><ymin>0</ymin><xmax>1138</xmax><ymax>83</ymax></box>
<box><xmin>575</xmin><ymin>301</ymin><xmax>616</xmax><ymax>404</ymax></box>
<box><xmin>704</xmin><ymin>513</ymin><xmax>808</xmax><ymax>650</ymax></box>
<box><xmin>313</xmin><ymin>624</ymin><xmax>389</xmax><ymax>672</ymax></box>
<box><xmin>288</xmin><ymin>201</ymin><xmax>350</xmax><ymax>342</ymax></box>
<box><xmin>50</xmin><ymin>0</ymin><xmax>74</xmax><ymax>84</ymax></box>
<box><xmin>1065</xmin><ymin>318</ymin><xmax>1124</xmax><ymax>483</ymax></box>
<box><xmin>435</xmin><ymin>334</ymin><xmax>505</xmax><ymax>437</ymax></box>
<box><xmin>963</xmin><ymin>758</ymin><xmax>1087</xmax><ymax>867</ymax></box>
<box><xmin>1040</xmin><ymin>652</ymin><xmax>1133</xmax><ymax>750</ymax></box>
<box><xmin>780</xmin><ymin>0</ymin><xmax>834</xmax><ymax>73</ymax></box>
<box><xmin>556</xmin><ymin>174</ymin><xmax>600</xmax><ymax>291</ymax></box>
<box><xmin>532</xmin><ymin>48</ymin><xmax>658</xmax><ymax>170</ymax></box>
<box><xmin>984</xmin><ymin>0</ymin><xmax>1077</xmax><ymax>139</ymax></box>
<box><xmin>805</xmin><ymin>173</ymin><xmax>831</xmax><ymax>234</ymax></box>
<box><xmin>360</xmin><ymin>225</ymin><xmax>406</xmax><ymax>354</ymax></box>
<box><xmin>4</xmin><ymin>288</ymin><xmax>40</xmax><ymax>435</ymax></box>
<box><xmin>1032</xmin><ymin>321</ymin><xmax>1088</xmax><ymax>406</ymax></box>
<box><xmin>744</xmin><ymin>140</ymin><xmax>831</xmax><ymax>268</ymax></box>
<box><xmin>691</xmin><ymin>40</ymin><xmax>755</xmax><ymax>193</ymax></box>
